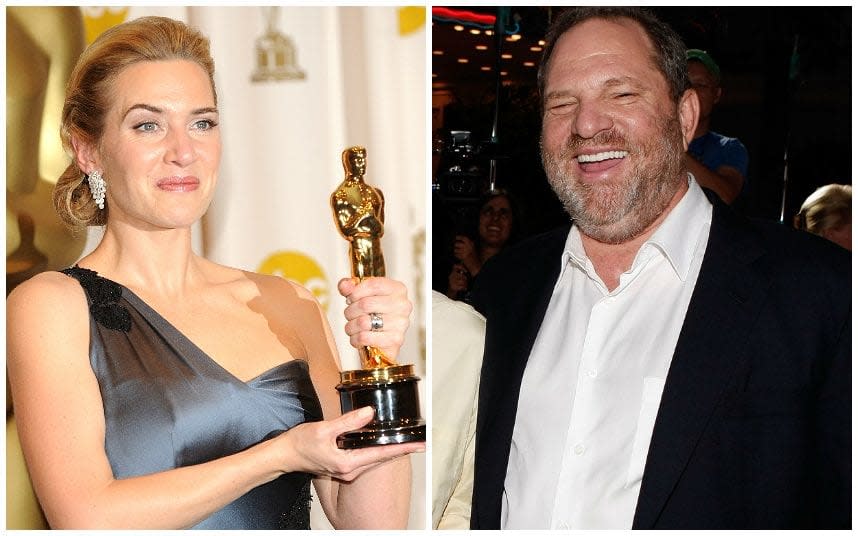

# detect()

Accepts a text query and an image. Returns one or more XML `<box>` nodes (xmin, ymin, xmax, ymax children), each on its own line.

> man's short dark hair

<box><xmin>537</xmin><ymin>7</ymin><xmax>690</xmax><ymax>104</ymax></box>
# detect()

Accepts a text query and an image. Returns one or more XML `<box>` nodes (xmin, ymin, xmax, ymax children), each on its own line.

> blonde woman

<box><xmin>794</xmin><ymin>184</ymin><xmax>851</xmax><ymax>250</ymax></box>
<box><xmin>7</xmin><ymin>16</ymin><xmax>421</xmax><ymax>529</ymax></box>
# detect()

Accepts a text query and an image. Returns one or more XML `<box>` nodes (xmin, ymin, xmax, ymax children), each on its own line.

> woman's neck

<box><xmin>82</xmin><ymin>221</ymin><xmax>204</xmax><ymax>299</ymax></box>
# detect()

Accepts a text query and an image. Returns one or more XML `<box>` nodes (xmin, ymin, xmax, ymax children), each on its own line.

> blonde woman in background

<box><xmin>794</xmin><ymin>184</ymin><xmax>851</xmax><ymax>250</ymax></box>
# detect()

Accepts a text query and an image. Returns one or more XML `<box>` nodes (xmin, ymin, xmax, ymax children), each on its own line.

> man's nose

<box><xmin>572</xmin><ymin>99</ymin><xmax>613</xmax><ymax>139</ymax></box>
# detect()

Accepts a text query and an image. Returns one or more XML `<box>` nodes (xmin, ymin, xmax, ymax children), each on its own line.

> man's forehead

<box><xmin>556</xmin><ymin>17</ymin><xmax>655</xmax><ymax>61</ymax></box>
<box><xmin>544</xmin><ymin>17</ymin><xmax>663</xmax><ymax>90</ymax></box>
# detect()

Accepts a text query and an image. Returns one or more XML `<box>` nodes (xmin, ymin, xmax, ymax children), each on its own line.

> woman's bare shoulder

<box><xmin>7</xmin><ymin>270</ymin><xmax>88</xmax><ymax>316</ymax></box>
<box><xmin>7</xmin><ymin>270</ymin><xmax>91</xmax><ymax>371</ymax></box>
<box><xmin>240</xmin><ymin>270</ymin><xmax>319</xmax><ymax>304</ymax></box>
<box><xmin>194</xmin><ymin>258</ymin><xmax>313</xmax><ymax>301</ymax></box>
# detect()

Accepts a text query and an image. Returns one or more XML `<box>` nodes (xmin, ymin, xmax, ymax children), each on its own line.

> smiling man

<box><xmin>469</xmin><ymin>7</ymin><xmax>850</xmax><ymax>530</ymax></box>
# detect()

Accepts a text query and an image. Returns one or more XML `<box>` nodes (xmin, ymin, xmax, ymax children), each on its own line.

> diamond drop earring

<box><xmin>87</xmin><ymin>170</ymin><xmax>106</xmax><ymax>210</ymax></box>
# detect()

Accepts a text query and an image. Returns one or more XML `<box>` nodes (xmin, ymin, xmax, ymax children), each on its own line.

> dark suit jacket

<box><xmin>470</xmin><ymin>194</ymin><xmax>851</xmax><ymax>529</ymax></box>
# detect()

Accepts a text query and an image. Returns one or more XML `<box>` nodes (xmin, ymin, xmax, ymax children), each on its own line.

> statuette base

<box><xmin>335</xmin><ymin>364</ymin><xmax>426</xmax><ymax>449</ymax></box>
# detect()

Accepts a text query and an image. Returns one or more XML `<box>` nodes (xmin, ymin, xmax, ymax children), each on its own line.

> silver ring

<box><xmin>369</xmin><ymin>312</ymin><xmax>383</xmax><ymax>332</ymax></box>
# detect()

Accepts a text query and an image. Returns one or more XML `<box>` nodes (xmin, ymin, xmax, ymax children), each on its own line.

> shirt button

<box><xmin>573</xmin><ymin>444</ymin><xmax>585</xmax><ymax>455</ymax></box>
<box><xmin>587</xmin><ymin>369</ymin><xmax>597</xmax><ymax>378</ymax></box>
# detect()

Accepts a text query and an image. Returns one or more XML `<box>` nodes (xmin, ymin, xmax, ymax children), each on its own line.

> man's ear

<box><xmin>678</xmin><ymin>88</ymin><xmax>699</xmax><ymax>149</ymax></box>
<box><xmin>713</xmin><ymin>86</ymin><xmax>723</xmax><ymax>106</ymax></box>
<box><xmin>70</xmin><ymin>134</ymin><xmax>99</xmax><ymax>175</ymax></box>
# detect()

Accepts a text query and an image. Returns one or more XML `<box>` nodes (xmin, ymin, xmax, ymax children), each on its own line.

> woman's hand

<box><xmin>337</xmin><ymin>277</ymin><xmax>412</xmax><ymax>361</ymax></box>
<box><xmin>452</xmin><ymin>234</ymin><xmax>476</xmax><ymax>261</ymax></box>
<box><xmin>279</xmin><ymin>407</ymin><xmax>424</xmax><ymax>481</ymax></box>
<box><xmin>452</xmin><ymin>235</ymin><xmax>481</xmax><ymax>275</ymax></box>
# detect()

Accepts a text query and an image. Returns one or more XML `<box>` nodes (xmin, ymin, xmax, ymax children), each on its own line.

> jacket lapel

<box><xmin>473</xmin><ymin>225</ymin><xmax>569</xmax><ymax>528</ymax></box>
<box><xmin>633</xmin><ymin>198</ymin><xmax>771</xmax><ymax>528</ymax></box>
<box><xmin>485</xmin><ymin>229</ymin><xmax>566</xmax><ymax>410</ymax></box>
<box><xmin>476</xmin><ymin>225</ymin><xmax>570</xmax><ymax>434</ymax></box>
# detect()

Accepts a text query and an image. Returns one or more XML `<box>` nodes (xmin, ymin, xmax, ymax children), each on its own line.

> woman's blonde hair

<box><xmin>794</xmin><ymin>184</ymin><xmax>852</xmax><ymax>236</ymax></box>
<box><xmin>53</xmin><ymin>16</ymin><xmax>216</xmax><ymax>228</ymax></box>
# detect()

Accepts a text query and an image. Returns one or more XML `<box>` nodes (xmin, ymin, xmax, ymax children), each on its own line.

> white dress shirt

<box><xmin>501</xmin><ymin>176</ymin><xmax>713</xmax><ymax>529</ymax></box>
<box><xmin>431</xmin><ymin>291</ymin><xmax>486</xmax><ymax>529</ymax></box>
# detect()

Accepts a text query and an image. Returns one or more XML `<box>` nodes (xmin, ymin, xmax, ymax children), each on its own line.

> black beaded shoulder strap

<box><xmin>61</xmin><ymin>266</ymin><xmax>132</xmax><ymax>333</ymax></box>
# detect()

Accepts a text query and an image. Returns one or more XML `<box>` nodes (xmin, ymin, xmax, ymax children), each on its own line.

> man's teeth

<box><xmin>577</xmin><ymin>150</ymin><xmax>628</xmax><ymax>163</ymax></box>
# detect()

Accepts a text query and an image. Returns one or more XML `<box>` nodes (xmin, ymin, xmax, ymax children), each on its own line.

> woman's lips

<box><xmin>157</xmin><ymin>176</ymin><xmax>200</xmax><ymax>191</ymax></box>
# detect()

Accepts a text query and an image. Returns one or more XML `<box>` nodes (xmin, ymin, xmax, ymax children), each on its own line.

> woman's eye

<box><xmin>134</xmin><ymin>121</ymin><xmax>158</xmax><ymax>132</ymax></box>
<box><xmin>193</xmin><ymin>119</ymin><xmax>218</xmax><ymax>131</ymax></box>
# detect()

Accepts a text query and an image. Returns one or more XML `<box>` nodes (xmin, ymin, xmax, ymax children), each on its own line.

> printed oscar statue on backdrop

<box><xmin>330</xmin><ymin>146</ymin><xmax>425</xmax><ymax>448</ymax></box>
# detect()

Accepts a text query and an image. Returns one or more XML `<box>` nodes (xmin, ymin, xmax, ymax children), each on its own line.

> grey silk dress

<box><xmin>61</xmin><ymin>266</ymin><xmax>323</xmax><ymax>529</ymax></box>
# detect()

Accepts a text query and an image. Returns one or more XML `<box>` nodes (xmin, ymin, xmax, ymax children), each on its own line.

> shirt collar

<box><xmin>644</xmin><ymin>174</ymin><xmax>712</xmax><ymax>280</ymax></box>
<box><xmin>561</xmin><ymin>173</ymin><xmax>712</xmax><ymax>282</ymax></box>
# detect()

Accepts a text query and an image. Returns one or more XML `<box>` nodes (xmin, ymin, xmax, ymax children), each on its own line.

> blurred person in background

<box><xmin>446</xmin><ymin>189</ymin><xmax>519</xmax><ymax>301</ymax></box>
<box><xmin>684</xmin><ymin>48</ymin><xmax>748</xmax><ymax>204</ymax></box>
<box><xmin>431</xmin><ymin>290</ymin><xmax>485</xmax><ymax>529</ymax></box>
<box><xmin>794</xmin><ymin>183</ymin><xmax>851</xmax><ymax>250</ymax></box>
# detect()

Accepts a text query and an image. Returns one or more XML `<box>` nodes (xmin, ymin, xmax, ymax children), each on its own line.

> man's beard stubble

<box><xmin>541</xmin><ymin>114</ymin><xmax>687</xmax><ymax>245</ymax></box>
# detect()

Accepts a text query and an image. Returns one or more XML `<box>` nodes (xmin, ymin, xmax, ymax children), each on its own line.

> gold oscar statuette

<box><xmin>330</xmin><ymin>146</ymin><xmax>425</xmax><ymax>448</ymax></box>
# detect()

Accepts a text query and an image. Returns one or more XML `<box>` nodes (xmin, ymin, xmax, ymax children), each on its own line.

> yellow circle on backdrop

<box><xmin>398</xmin><ymin>6</ymin><xmax>425</xmax><ymax>36</ymax></box>
<box><xmin>80</xmin><ymin>7</ymin><xmax>129</xmax><ymax>45</ymax></box>
<box><xmin>258</xmin><ymin>251</ymin><xmax>330</xmax><ymax>312</ymax></box>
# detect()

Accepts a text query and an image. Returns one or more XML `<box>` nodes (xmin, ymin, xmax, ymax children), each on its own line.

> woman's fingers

<box><xmin>337</xmin><ymin>277</ymin><xmax>411</xmax><ymax>358</ymax></box>
<box><xmin>286</xmin><ymin>408</ymin><xmax>424</xmax><ymax>482</ymax></box>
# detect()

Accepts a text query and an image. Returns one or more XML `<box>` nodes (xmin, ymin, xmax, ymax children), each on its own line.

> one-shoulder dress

<box><xmin>61</xmin><ymin>266</ymin><xmax>324</xmax><ymax>529</ymax></box>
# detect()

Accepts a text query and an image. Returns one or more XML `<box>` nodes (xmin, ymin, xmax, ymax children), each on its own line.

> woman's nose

<box><xmin>165</xmin><ymin>128</ymin><xmax>195</xmax><ymax>166</ymax></box>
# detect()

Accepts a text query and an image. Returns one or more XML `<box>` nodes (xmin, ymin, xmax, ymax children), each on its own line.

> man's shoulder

<box><xmin>471</xmin><ymin>224</ymin><xmax>571</xmax><ymax>311</ymax></box>
<box><xmin>708</xmin><ymin>130</ymin><xmax>747</xmax><ymax>150</ymax></box>
<box><xmin>485</xmin><ymin>225</ymin><xmax>570</xmax><ymax>273</ymax></box>
<box><xmin>503</xmin><ymin>224</ymin><xmax>570</xmax><ymax>255</ymax></box>
<box><xmin>712</xmin><ymin>204</ymin><xmax>850</xmax><ymax>283</ymax></box>
<box><xmin>753</xmin><ymin>217</ymin><xmax>849</xmax><ymax>273</ymax></box>
<box><xmin>432</xmin><ymin>290</ymin><xmax>485</xmax><ymax>326</ymax></box>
